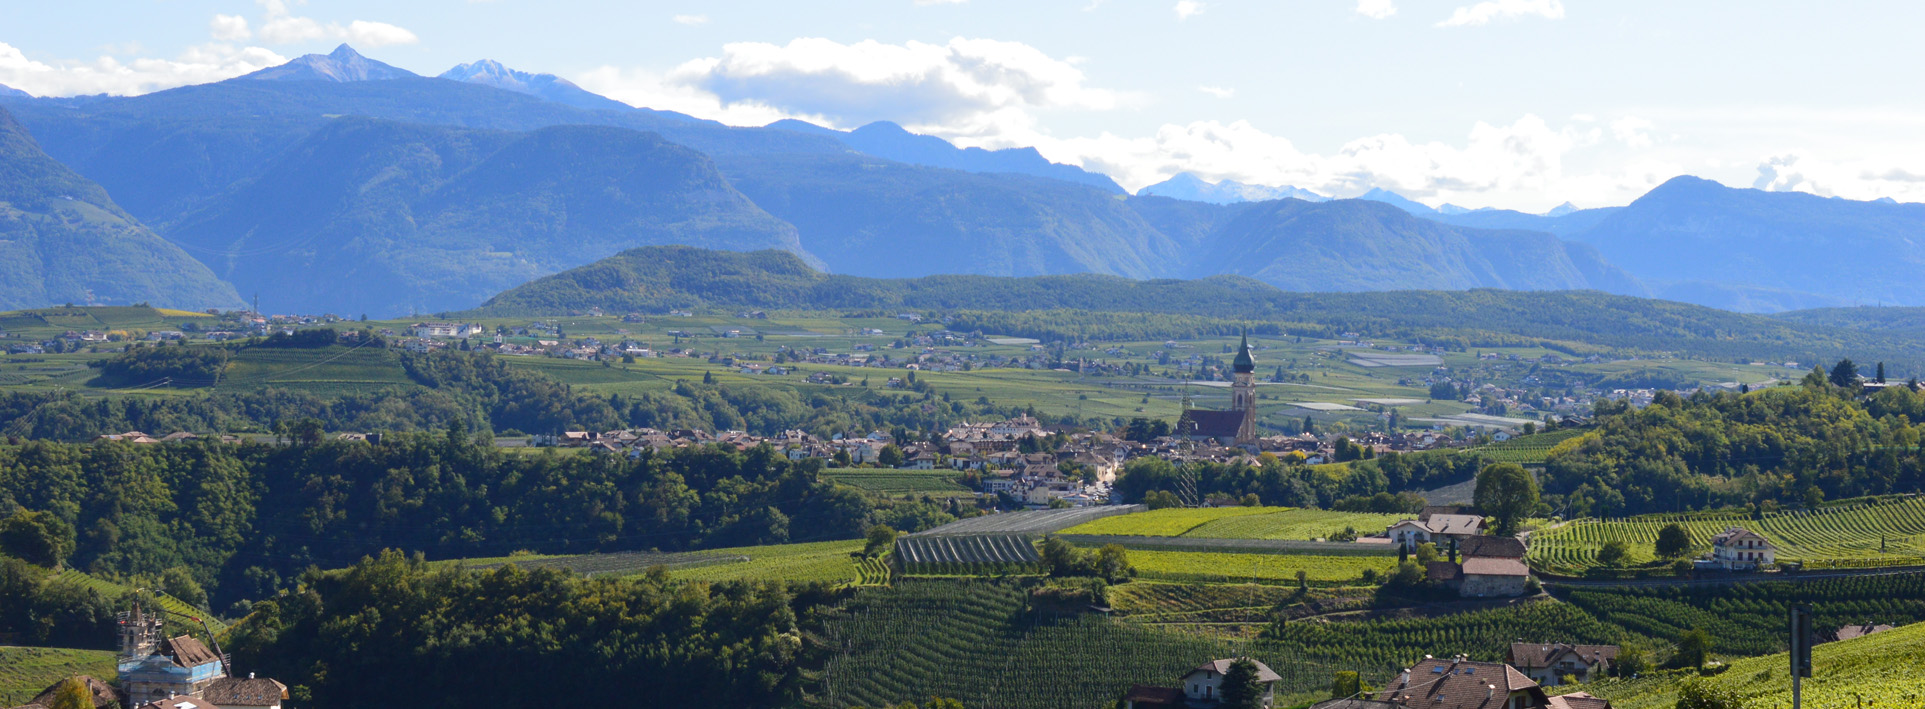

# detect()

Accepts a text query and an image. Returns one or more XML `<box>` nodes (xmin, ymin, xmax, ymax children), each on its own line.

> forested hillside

<box><xmin>0</xmin><ymin>107</ymin><xmax>241</xmax><ymax>310</ymax></box>
<box><xmin>475</xmin><ymin>245</ymin><xmax>1925</xmax><ymax>367</ymax></box>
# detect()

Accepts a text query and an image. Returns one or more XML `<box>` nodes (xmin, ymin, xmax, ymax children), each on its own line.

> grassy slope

<box><xmin>1527</xmin><ymin>496</ymin><xmax>1925</xmax><ymax>574</ymax></box>
<box><xmin>1574</xmin><ymin>620</ymin><xmax>1925</xmax><ymax>709</ymax></box>
<box><xmin>0</xmin><ymin>646</ymin><xmax>116</xmax><ymax>707</ymax></box>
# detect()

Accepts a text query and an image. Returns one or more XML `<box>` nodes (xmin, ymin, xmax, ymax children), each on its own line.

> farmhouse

<box><xmin>1122</xmin><ymin>658</ymin><xmax>1283</xmax><ymax>708</ymax></box>
<box><xmin>1427</xmin><ymin>535</ymin><xmax>1530</xmax><ymax>598</ymax></box>
<box><xmin>410</xmin><ymin>321</ymin><xmax>481</xmax><ymax>338</ymax></box>
<box><xmin>1700</xmin><ymin>527</ymin><xmax>1775</xmax><ymax>571</ymax></box>
<box><xmin>1375</xmin><ymin>657</ymin><xmax>1557</xmax><ymax>709</ymax></box>
<box><xmin>1505</xmin><ymin>643</ymin><xmax>1619</xmax><ymax>686</ymax></box>
<box><xmin>1387</xmin><ymin>514</ymin><xmax>1485</xmax><ymax>552</ymax></box>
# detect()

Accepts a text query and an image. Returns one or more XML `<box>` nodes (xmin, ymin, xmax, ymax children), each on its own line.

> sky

<box><xmin>5</xmin><ymin>0</ymin><xmax>1925</xmax><ymax>211</ymax></box>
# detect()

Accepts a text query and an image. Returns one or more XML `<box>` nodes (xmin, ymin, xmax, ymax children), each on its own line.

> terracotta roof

<box><xmin>1548</xmin><ymin>692</ymin><xmax>1613</xmax><ymax>709</ymax></box>
<box><xmin>1710</xmin><ymin>527</ymin><xmax>1772</xmax><ymax>548</ymax></box>
<box><xmin>1460</xmin><ymin>536</ymin><xmax>1526</xmax><ymax>559</ymax></box>
<box><xmin>159</xmin><ymin>635</ymin><xmax>221</xmax><ymax>668</ymax></box>
<box><xmin>201</xmin><ymin>677</ymin><xmax>288</xmax><ymax>706</ymax></box>
<box><xmin>1462</xmin><ymin>557</ymin><xmax>1530</xmax><ymax>577</ymax></box>
<box><xmin>1420</xmin><ymin>505</ymin><xmax>1473</xmax><ymax>522</ymax></box>
<box><xmin>1377</xmin><ymin>658</ymin><xmax>1544</xmax><ymax>709</ymax></box>
<box><xmin>1312</xmin><ymin>700</ymin><xmax>1402</xmax><ymax>709</ymax></box>
<box><xmin>1122</xmin><ymin>684</ymin><xmax>1186</xmax><ymax>707</ymax></box>
<box><xmin>1184</xmin><ymin>658</ymin><xmax>1284</xmax><ymax>683</ymax></box>
<box><xmin>1508</xmin><ymin>643</ymin><xmax>1619</xmax><ymax>671</ymax></box>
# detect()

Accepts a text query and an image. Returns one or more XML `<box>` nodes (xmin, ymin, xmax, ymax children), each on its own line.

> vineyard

<box><xmin>1527</xmin><ymin>495</ymin><xmax>1925</xmax><ymax>575</ymax></box>
<box><xmin>821</xmin><ymin>468</ymin><xmax>974</xmax><ymax>497</ymax></box>
<box><xmin>1575</xmin><ymin>618</ymin><xmax>1925</xmax><ymax>709</ymax></box>
<box><xmin>1463</xmin><ymin>428</ymin><xmax>1589</xmax><ymax>465</ymax></box>
<box><xmin>1059</xmin><ymin>507</ymin><xmax>1404</xmax><ymax>541</ymax></box>
<box><xmin>1554</xmin><ymin>572</ymin><xmax>1925</xmax><ymax>657</ymax></box>
<box><xmin>819</xmin><ymin>581</ymin><xmax>1352</xmax><ymax>709</ymax></box>
<box><xmin>48</xmin><ymin>570</ymin><xmax>226</xmax><ymax>632</ymax></box>
<box><xmin>1125</xmin><ymin>549</ymin><xmax>1397</xmax><ymax>586</ymax></box>
<box><xmin>663</xmin><ymin>540</ymin><xmax>865</xmax><ymax>585</ymax></box>
<box><xmin>1109</xmin><ymin>583</ymin><xmax>1377</xmax><ymax>625</ymax></box>
<box><xmin>896</xmin><ymin>535</ymin><xmax>1042</xmax><ymax>576</ymax></box>
<box><xmin>0</xmin><ymin>646</ymin><xmax>116</xmax><ymax>707</ymax></box>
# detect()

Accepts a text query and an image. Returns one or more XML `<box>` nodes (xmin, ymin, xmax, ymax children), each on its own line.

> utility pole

<box><xmin>1790</xmin><ymin>603</ymin><xmax>1813</xmax><ymax>709</ymax></box>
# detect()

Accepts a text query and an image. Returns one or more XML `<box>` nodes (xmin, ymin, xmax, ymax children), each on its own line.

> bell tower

<box><xmin>1231</xmin><ymin>331</ymin><xmax>1257</xmax><ymax>444</ymax></box>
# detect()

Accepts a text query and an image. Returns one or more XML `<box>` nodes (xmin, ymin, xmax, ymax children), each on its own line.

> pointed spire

<box><xmin>1232</xmin><ymin>328</ymin><xmax>1256</xmax><ymax>374</ymax></box>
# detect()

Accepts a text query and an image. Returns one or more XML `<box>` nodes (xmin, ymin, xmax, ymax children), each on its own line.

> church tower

<box><xmin>1231</xmin><ymin>331</ymin><xmax>1257</xmax><ymax>444</ymax></box>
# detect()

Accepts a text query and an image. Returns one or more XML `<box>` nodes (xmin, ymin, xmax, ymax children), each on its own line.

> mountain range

<box><xmin>1</xmin><ymin>44</ymin><xmax>1923</xmax><ymax>319</ymax></box>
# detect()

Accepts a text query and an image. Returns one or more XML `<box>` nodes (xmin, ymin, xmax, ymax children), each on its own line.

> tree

<box><xmin>1330</xmin><ymin>671</ymin><xmax>1363</xmax><ymax>699</ymax></box>
<box><xmin>1143</xmin><ymin>490</ymin><xmax>1181</xmax><ymax>510</ymax></box>
<box><xmin>1597</xmin><ymin>540</ymin><xmax>1630</xmax><ymax>566</ymax></box>
<box><xmin>1655</xmin><ymin>523</ymin><xmax>1692</xmax><ymax>558</ymax></box>
<box><xmin>161</xmin><ymin>566</ymin><xmax>208</xmax><ymax>610</ymax></box>
<box><xmin>1218</xmin><ymin>658</ymin><xmax>1265</xmax><ymax>709</ymax></box>
<box><xmin>1877</xmin><ymin>361</ymin><xmax>1887</xmax><ymax>384</ymax></box>
<box><xmin>46</xmin><ymin>677</ymin><xmax>92</xmax><ymax>709</ymax></box>
<box><xmin>1830</xmin><ymin>358</ymin><xmax>1859</xmax><ymax>388</ymax></box>
<box><xmin>878</xmin><ymin>444</ymin><xmax>905</xmax><ymax>468</ymax></box>
<box><xmin>0</xmin><ymin>510</ymin><xmax>75</xmax><ymax>568</ymax></box>
<box><xmin>1473</xmin><ymin>462</ymin><xmax>1538</xmax><ymax>535</ymax></box>
<box><xmin>1672</xmin><ymin>627</ymin><xmax>1712</xmax><ymax>669</ymax></box>
<box><xmin>1095</xmin><ymin>544</ymin><xmax>1133</xmax><ymax>582</ymax></box>
<box><xmin>863</xmin><ymin>525</ymin><xmax>899</xmax><ymax>557</ymax></box>
<box><xmin>1414</xmin><ymin>542</ymin><xmax>1441</xmax><ymax>565</ymax></box>
<box><xmin>1614</xmin><ymin>646</ymin><xmax>1650</xmax><ymax>677</ymax></box>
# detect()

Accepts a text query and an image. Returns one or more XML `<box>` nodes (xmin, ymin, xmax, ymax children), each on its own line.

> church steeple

<box><xmin>1232</xmin><ymin>330</ymin><xmax>1256</xmax><ymax>374</ymax></box>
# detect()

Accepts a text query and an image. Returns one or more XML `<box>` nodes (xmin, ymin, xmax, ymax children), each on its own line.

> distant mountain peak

<box><xmin>1546</xmin><ymin>201</ymin><xmax>1580</xmax><ymax>217</ymax></box>
<box><xmin>436</xmin><ymin>58</ymin><xmax>636</xmax><ymax>113</ymax></box>
<box><xmin>1358</xmin><ymin>187</ymin><xmax>1437</xmax><ymax>216</ymax></box>
<box><xmin>0</xmin><ymin>82</ymin><xmax>29</xmax><ymax>99</ymax></box>
<box><xmin>238</xmin><ymin>43</ymin><xmax>416</xmax><ymax>82</ymax></box>
<box><xmin>1139</xmin><ymin>172</ymin><xmax>1326</xmax><ymax>205</ymax></box>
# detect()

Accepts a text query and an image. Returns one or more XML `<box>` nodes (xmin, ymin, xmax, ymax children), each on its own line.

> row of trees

<box><xmin>1111</xmin><ymin>449</ymin><xmax>1494</xmax><ymax>509</ymax></box>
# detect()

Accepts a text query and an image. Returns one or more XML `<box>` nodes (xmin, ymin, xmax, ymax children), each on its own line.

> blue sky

<box><xmin>5</xmin><ymin>1</ymin><xmax>1925</xmax><ymax>210</ymax></box>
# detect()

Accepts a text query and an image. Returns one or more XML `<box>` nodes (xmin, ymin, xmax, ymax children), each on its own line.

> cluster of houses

<box><xmin>1123</xmin><ymin>650</ymin><xmax>1620</xmax><ymax>709</ymax></box>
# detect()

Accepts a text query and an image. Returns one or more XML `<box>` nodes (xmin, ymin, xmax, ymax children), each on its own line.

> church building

<box><xmin>1175</xmin><ymin>332</ymin><xmax>1259</xmax><ymax>446</ymax></box>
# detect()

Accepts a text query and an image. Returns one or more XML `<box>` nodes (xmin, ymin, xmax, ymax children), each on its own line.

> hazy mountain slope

<box><xmin>438</xmin><ymin>59</ymin><xmax>642</xmax><ymax>114</ymax></box>
<box><xmin>475</xmin><ymin>245</ymin><xmax>1918</xmax><ymax>369</ymax></box>
<box><xmin>1426</xmin><ymin>205</ymin><xmax>1623</xmax><ymax>237</ymax></box>
<box><xmin>763</xmin><ymin>119</ymin><xmax>1125</xmax><ymax>193</ymax></box>
<box><xmin>1124</xmin><ymin>195</ymin><xmax>1254</xmax><ymax>248</ymax></box>
<box><xmin>0</xmin><ymin>84</ymin><xmax>28</xmax><ymax>98</ymax></box>
<box><xmin>163</xmin><ymin>118</ymin><xmax>806</xmax><ymax>316</ymax></box>
<box><xmin>1187</xmin><ymin>198</ymin><xmax>1642</xmax><ymax>294</ymax></box>
<box><xmin>1775</xmin><ymin>305</ymin><xmax>1925</xmax><ymax>338</ymax></box>
<box><xmin>715</xmin><ymin>153</ymin><xmax>1181</xmax><ymax>279</ymax></box>
<box><xmin>0</xmin><ymin>107</ymin><xmax>241</xmax><ymax>310</ymax></box>
<box><xmin>1571</xmin><ymin>176</ymin><xmax>1925</xmax><ymax>310</ymax></box>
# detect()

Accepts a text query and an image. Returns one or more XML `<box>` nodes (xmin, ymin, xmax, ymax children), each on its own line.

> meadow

<box><xmin>0</xmin><ymin>646</ymin><xmax>116</xmax><ymax>707</ymax></box>
<box><xmin>1527</xmin><ymin>495</ymin><xmax>1925</xmax><ymax>575</ymax></box>
<box><xmin>659</xmin><ymin>539</ymin><xmax>865</xmax><ymax>585</ymax></box>
<box><xmin>1124</xmin><ymin>549</ymin><xmax>1397</xmax><ymax>586</ymax></box>
<box><xmin>820</xmin><ymin>468</ymin><xmax>974</xmax><ymax>497</ymax></box>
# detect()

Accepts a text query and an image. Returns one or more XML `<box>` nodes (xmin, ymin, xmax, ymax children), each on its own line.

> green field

<box><xmin>662</xmin><ymin>540</ymin><xmax>865</xmax><ymax>585</ymax></box>
<box><xmin>218</xmin><ymin>343</ymin><xmax>414</xmax><ymax>394</ymax></box>
<box><xmin>1061</xmin><ymin>507</ymin><xmax>1404</xmax><ymax>541</ymax></box>
<box><xmin>821</xmin><ymin>468</ymin><xmax>974</xmax><ymax>497</ymax></box>
<box><xmin>1573</xmin><ymin>619</ymin><xmax>1925</xmax><ymax>709</ymax></box>
<box><xmin>1125</xmin><ymin>549</ymin><xmax>1397</xmax><ymax>586</ymax></box>
<box><xmin>1527</xmin><ymin>495</ymin><xmax>1925</xmax><ymax>575</ymax></box>
<box><xmin>0</xmin><ymin>646</ymin><xmax>116</xmax><ymax>707</ymax></box>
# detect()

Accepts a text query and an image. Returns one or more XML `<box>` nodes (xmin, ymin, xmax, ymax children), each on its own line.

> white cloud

<box><xmin>0</xmin><ymin>40</ymin><xmax>286</xmax><ymax>97</ymax></box>
<box><xmin>1438</xmin><ymin>0</ymin><xmax>1564</xmax><ymax>27</ymax></box>
<box><xmin>254</xmin><ymin>0</ymin><xmax>418</xmax><ymax>47</ymax></box>
<box><xmin>1197</xmin><ymin>85</ymin><xmax>1234</xmax><ymax>98</ymax></box>
<box><xmin>210</xmin><ymin>14</ymin><xmax>253</xmax><ymax>41</ymax></box>
<box><xmin>673</xmin><ymin>14</ymin><xmax>709</xmax><ymax>26</ymax></box>
<box><xmin>1611</xmin><ymin>116</ymin><xmax>1655</xmax><ymax>148</ymax></box>
<box><xmin>580</xmin><ymin>37</ymin><xmax>1129</xmax><ymax>137</ymax></box>
<box><xmin>1174</xmin><ymin>1</ymin><xmax>1206</xmax><ymax>20</ymax></box>
<box><xmin>1356</xmin><ymin>0</ymin><xmax>1397</xmax><ymax>20</ymax></box>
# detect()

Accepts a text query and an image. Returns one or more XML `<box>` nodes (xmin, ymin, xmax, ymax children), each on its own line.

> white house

<box><xmin>1703</xmin><ymin>527</ymin><xmax>1775</xmax><ymax>570</ymax></box>
<box><xmin>410</xmin><ymin>322</ymin><xmax>480</xmax><ymax>338</ymax></box>
<box><xmin>1179</xmin><ymin>658</ymin><xmax>1283</xmax><ymax>707</ymax></box>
